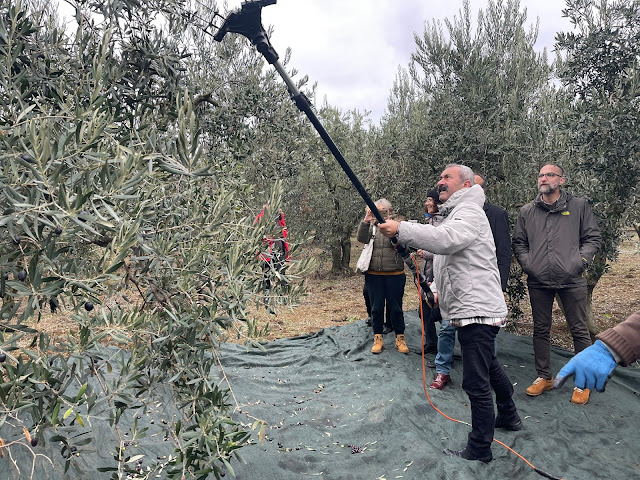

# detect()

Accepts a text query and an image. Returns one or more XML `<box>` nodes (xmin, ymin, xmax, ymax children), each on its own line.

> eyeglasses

<box><xmin>537</xmin><ymin>172</ymin><xmax>562</xmax><ymax>179</ymax></box>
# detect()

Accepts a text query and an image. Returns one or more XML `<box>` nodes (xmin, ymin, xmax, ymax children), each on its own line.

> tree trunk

<box><xmin>330</xmin><ymin>237</ymin><xmax>343</xmax><ymax>273</ymax></box>
<box><xmin>584</xmin><ymin>253</ymin><xmax>607</xmax><ymax>342</ymax></box>
<box><xmin>635</xmin><ymin>224</ymin><xmax>640</xmax><ymax>242</ymax></box>
<box><xmin>330</xmin><ymin>236</ymin><xmax>352</xmax><ymax>273</ymax></box>
<box><xmin>341</xmin><ymin>237</ymin><xmax>351</xmax><ymax>271</ymax></box>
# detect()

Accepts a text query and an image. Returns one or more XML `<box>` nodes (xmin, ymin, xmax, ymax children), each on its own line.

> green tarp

<box><xmin>220</xmin><ymin>311</ymin><xmax>640</xmax><ymax>480</ymax></box>
<box><xmin>2</xmin><ymin>310</ymin><xmax>639</xmax><ymax>479</ymax></box>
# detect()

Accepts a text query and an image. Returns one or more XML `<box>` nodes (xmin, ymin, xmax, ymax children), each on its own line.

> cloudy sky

<box><xmin>222</xmin><ymin>0</ymin><xmax>573</xmax><ymax>125</ymax></box>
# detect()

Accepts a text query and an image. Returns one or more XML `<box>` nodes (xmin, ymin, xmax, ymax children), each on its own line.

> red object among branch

<box><xmin>254</xmin><ymin>208</ymin><xmax>290</xmax><ymax>262</ymax></box>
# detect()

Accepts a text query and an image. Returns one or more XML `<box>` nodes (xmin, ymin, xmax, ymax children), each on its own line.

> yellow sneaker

<box><xmin>525</xmin><ymin>377</ymin><xmax>554</xmax><ymax>396</ymax></box>
<box><xmin>395</xmin><ymin>334</ymin><xmax>409</xmax><ymax>354</ymax></box>
<box><xmin>570</xmin><ymin>387</ymin><xmax>590</xmax><ymax>405</ymax></box>
<box><xmin>371</xmin><ymin>334</ymin><xmax>384</xmax><ymax>354</ymax></box>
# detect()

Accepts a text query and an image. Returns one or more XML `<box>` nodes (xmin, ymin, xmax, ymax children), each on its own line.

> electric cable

<box><xmin>411</xmin><ymin>255</ymin><xmax>566</xmax><ymax>480</ymax></box>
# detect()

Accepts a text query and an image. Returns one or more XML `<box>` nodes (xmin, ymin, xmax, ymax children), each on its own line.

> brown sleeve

<box><xmin>597</xmin><ymin>310</ymin><xmax>640</xmax><ymax>367</ymax></box>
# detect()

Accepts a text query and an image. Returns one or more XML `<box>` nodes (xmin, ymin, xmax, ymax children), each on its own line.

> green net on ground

<box><xmin>2</xmin><ymin>310</ymin><xmax>638</xmax><ymax>479</ymax></box>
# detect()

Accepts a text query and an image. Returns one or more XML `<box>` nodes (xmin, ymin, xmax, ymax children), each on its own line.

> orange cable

<box><xmin>410</xmin><ymin>255</ymin><xmax>565</xmax><ymax>480</ymax></box>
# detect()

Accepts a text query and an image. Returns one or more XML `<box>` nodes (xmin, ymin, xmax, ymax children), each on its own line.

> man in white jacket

<box><xmin>378</xmin><ymin>164</ymin><xmax>521</xmax><ymax>463</ymax></box>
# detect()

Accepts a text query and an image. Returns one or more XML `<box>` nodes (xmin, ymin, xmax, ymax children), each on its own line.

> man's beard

<box><xmin>539</xmin><ymin>184</ymin><xmax>558</xmax><ymax>195</ymax></box>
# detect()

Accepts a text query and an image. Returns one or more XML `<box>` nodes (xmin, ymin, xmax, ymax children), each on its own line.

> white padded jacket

<box><xmin>396</xmin><ymin>184</ymin><xmax>507</xmax><ymax>321</ymax></box>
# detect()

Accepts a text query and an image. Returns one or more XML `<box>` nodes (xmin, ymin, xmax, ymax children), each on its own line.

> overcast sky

<box><xmin>222</xmin><ymin>0</ymin><xmax>573</xmax><ymax>125</ymax></box>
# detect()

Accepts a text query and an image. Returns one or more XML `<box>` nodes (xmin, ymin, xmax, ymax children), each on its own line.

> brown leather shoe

<box><xmin>570</xmin><ymin>387</ymin><xmax>590</xmax><ymax>405</ymax></box>
<box><xmin>429</xmin><ymin>373</ymin><xmax>450</xmax><ymax>390</ymax></box>
<box><xmin>525</xmin><ymin>377</ymin><xmax>553</xmax><ymax>396</ymax></box>
<box><xmin>371</xmin><ymin>334</ymin><xmax>384</xmax><ymax>354</ymax></box>
<box><xmin>395</xmin><ymin>334</ymin><xmax>409</xmax><ymax>354</ymax></box>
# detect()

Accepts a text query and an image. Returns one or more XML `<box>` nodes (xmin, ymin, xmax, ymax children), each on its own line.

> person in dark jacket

<box><xmin>512</xmin><ymin>164</ymin><xmax>601</xmax><ymax>405</ymax></box>
<box><xmin>357</xmin><ymin>199</ymin><xmax>409</xmax><ymax>354</ymax></box>
<box><xmin>554</xmin><ymin>310</ymin><xmax>640</xmax><ymax>391</ymax></box>
<box><xmin>415</xmin><ymin>188</ymin><xmax>443</xmax><ymax>355</ymax></box>
<box><xmin>474</xmin><ymin>174</ymin><xmax>511</xmax><ymax>292</ymax></box>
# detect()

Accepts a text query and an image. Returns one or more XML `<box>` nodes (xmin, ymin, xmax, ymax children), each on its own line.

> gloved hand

<box><xmin>553</xmin><ymin>340</ymin><xmax>617</xmax><ymax>392</ymax></box>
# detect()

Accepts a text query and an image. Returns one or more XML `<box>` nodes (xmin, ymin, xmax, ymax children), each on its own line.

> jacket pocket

<box><xmin>565</xmin><ymin>249</ymin><xmax>584</xmax><ymax>277</ymax></box>
<box><xmin>554</xmin><ymin>249</ymin><xmax>583</xmax><ymax>284</ymax></box>
<box><xmin>520</xmin><ymin>253</ymin><xmax>532</xmax><ymax>276</ymax></box>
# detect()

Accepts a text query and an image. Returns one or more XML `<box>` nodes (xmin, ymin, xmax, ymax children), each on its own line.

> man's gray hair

<box><xmin>375</xmin><ymin>198</ymin><xmax>393</xmax><ymax>210</ymax></box>
<box><xmin>445</xmin><ymin>164</ymin><xmax>475</xmax><ymax>184</ymax></box>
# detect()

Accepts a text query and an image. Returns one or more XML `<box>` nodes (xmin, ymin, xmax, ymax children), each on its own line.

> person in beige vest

<box><xmin>356</xmin><ymin>199</ymin><xmax>409</xmax><ymax>354</ymax></box>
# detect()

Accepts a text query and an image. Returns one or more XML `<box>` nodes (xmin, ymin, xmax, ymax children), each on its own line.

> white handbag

<box><xmin>355</xmin><ymin>226</ymin><xmax>376</xmax><ymax>273</ymax></box>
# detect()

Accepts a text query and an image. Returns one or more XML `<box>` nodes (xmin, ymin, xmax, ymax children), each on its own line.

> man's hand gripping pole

<box><xmin>214</xmin><ymin>0</ymin><xmax>433</xmax><ymax>306</ymax></box>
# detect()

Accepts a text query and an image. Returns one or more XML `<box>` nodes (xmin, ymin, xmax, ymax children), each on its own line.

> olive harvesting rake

<box><xmin>212</xmin><ymin>0</ymin><xmax>434</xmax><ymax>305</ymax></box>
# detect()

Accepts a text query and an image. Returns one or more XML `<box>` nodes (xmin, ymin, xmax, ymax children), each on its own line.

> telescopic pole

<box><xmin>213</xmin><ymin>0</ymin><xmax>385</xmax><ymax>223</ymax></box>
<box><xmin>214</xmin><ymin>0</ymin><xmax>433</xmax><ymax>304</ymax></box>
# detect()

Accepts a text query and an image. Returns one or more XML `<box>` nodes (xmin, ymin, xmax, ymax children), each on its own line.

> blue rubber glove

<box><xmin>553</xmin><ymin>340</ymin><xmax>617</xmax><ymax>392</ymax></box>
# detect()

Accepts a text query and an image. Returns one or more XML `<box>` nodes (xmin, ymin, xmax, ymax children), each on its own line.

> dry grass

<box><xmin>15</xmin><ymin>236</ymin><xmax>640</xmax><ymax>350</ymax></box>
<box><xmin>247</xmin><ymin>236</ymin><xmax>640</xmax><ymax>348</ymax></box>
<box><xmin>244</xmin><ymin>273</ymin><xmax>421</xmax><ymax>341</ymax></box>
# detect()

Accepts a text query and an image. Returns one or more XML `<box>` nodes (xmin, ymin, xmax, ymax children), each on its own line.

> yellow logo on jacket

<box><xmin>561</xmin><ymin>211</ymin><xmax>570</xmax><ymax>215</ymax></box>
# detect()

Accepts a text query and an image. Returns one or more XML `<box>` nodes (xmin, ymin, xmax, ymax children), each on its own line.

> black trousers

<box><xmin>457</xmin><ymin>323</ymin><xmax>518</xmax><ymax>456</ymax></box>
<box><xmin>364</xmin><ymin>273</ymin><xmax>405</xmax><ymax>335</ymax></box>
<box><xmin>420</xmin><ymin>300</ymin><xmax>438</xmax><ymax>349</ymax></box>
<box><xmin>363</xmin><ymin>282</ymin><xmax>392</xmax><ymax>326</ymax></box>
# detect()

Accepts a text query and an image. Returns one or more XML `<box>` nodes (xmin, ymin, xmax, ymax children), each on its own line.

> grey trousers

<box><xmin>528</xmin><ymin>285</ymin><xmax>592</xmax><ymax>379</ymax></box>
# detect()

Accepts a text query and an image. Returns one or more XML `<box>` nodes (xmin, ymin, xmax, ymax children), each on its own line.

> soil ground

<box><xmin>246</xmin><ymin>235</ymin><xmax>640</xmax><ymax>350</ymax></box>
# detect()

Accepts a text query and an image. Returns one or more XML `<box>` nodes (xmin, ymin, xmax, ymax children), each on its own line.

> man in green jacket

<box><xmin>512</xmin><ymin>164</ymin><xmax>601</xmax><ymax>405</ymax></box>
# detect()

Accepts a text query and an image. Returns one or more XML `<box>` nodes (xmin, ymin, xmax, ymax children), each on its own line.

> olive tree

<box><xmin>0</xmin><ymin>1</ymin><xmax>309</xmax><ymax>477</ymax></box>
<box><xmin>555</xmin><ymin>0</ymin><xmax>640</xmax><ymax>333</ymax></box>
<box><xmin>378</xmin><ymin>0</ymin><xmax>555</xmax><ymax>321</ymax></box>
<box><xmin>296</xmin><ymin>104</ymin><xmax>372</xmax><ymax>273</ymax></box>
<box><xmin>409</xmin><ymin>0</ymin><xmax>553</xmax><ymax>209</ymax></box>
<box><xmin>367</xmin><ymin>67</ymin><xmax>435</xmax><ymax>221</ymax></box>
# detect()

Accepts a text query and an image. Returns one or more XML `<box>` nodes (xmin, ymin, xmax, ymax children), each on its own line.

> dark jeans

<box><xmin>365</xmin><ymin>273</ymin><xmax>405</xmax><ymax>335</ymax></box>
<box><xmin>420</xmin><ymin>300</ymin><xmax>438</xmax><ymax>350</ymax></box>
<box><xmin>363</xmin><ymin>282</ymin><xmax>391</xmax><ymax>326</ymax></box>
<box><xmin>528</xmin><ymin>285</ymin><xmax>592</xmax><ymax>379</ymax></box>
<box><xmin>457</xmin><ymin>324</ymin><xmax>518</xmax><ymax>456</ymax></box>
<box><xmin>261</xmin><ymin>253</ymin><xmax>286</xmax><ymax>293</ymax></box>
